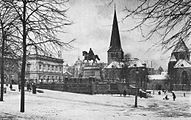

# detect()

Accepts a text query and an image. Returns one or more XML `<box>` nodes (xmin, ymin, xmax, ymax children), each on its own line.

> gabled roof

<box><xmin>174</xmin><ymin>59</ymin><xmax>191</xmax><ymax>68</ymax></box>
<box><xmin>169</xmin><ymin>54</ymin><xmax>177</xmax><ymax>62</ymax></box>
<box><xmin>108</xmin><ymin>8</ymin><xmax>123</xmax><ymax>52</ymax></box>
<box><xmin>63</xmin><ymin>71</ymin><xmax>72</xmax><ymax>76</ymax></box>
<box><xmin>173</xmin><ymin>39</ymin><xmax>189</xmax><ymax>53</ymax></box>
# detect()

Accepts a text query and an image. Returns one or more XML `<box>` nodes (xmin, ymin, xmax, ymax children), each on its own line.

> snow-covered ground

<box><xmin>0</xmin><ymin>85</ymin><xmax>191</xmax><ymax>120</ymax></box>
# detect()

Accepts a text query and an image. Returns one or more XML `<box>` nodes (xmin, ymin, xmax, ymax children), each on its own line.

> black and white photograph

<box><xmin>0</xmin><ymin>0</ymin><xmax>191</xmax><ymax>119</ymax></box>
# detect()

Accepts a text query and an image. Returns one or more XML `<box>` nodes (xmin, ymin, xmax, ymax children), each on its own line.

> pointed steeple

<box><xmin>107</xmin><ymin>5</ymin><xmax>124</xmax><ymax>64</ymax></box>
<box><xmin>108</xmin><ymin>6</ymin><xmax>122</xmax><ymax>52</ymax></box>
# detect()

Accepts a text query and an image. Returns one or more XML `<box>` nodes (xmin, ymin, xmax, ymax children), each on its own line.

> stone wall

<box><xmin>37</xmin><ymin>81</ymin><xmax>141</xmax><ymax>96</ymax></box>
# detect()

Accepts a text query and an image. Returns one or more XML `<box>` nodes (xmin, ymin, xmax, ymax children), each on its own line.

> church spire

<box><xmin>108</xmin><ymin>5</ymin><xmax>122</xmax><ymax>51</ymax></box>
<box><xmin>107</xmin><ymin>5</ymin><xmax>124</xmax><ymax>64</ymax></box>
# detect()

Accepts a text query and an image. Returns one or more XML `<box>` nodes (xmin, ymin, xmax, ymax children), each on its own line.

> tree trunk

<box><xmin>0</xmin><ymin>22</ymin><xmax>5</xmax><ymax>101</ymax></box>
<box><xmin>20</xmin><ymin>0</ymin><xmax>27</xmax><ymax>112</ymax></box>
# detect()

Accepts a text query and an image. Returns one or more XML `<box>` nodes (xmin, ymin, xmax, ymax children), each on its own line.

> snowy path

<box><xmin>0</xmin><ymin>85</ymin><xmax>191</xmax><ymax>120</ymax></box>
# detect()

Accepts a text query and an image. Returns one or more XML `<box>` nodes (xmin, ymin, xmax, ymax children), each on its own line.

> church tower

<box><xmin>107</xmin><ymin>6</ymin><xmax>124</xmax><ymax>64</ymax></box>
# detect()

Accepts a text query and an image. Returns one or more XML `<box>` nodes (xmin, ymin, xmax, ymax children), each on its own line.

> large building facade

<box><xmin>25</xmin><ymin>54</ymin><xmax>64</xmax><ymax>83</ymax></box>
<box><xmin>168</xmin><ymin>39</ymin><xmax>191</xmax><ymax>90</ymax></box>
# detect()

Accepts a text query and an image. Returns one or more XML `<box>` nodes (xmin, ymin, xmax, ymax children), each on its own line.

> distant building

<box><xmin>25</xmin><ymin>54</ymin><xmax>64</xmax><ymax>83</ymax></box>
<box><xmin>168</xmin><ymin>39</ymin><xmax>191</xmax><ymax>90</ymax></box>
<box><xmin>147</xmin><ymin>72</ymin><xmax>169</xmax><ymax>90</ymax></box>
<box><xmin>73</xmin><ymin>58</ymin><xmax>83</xmax><ymax>78</ymax></box>
<box><xmin>0</xmin><ymin>57</ymin><xmax>19</xmax><ymax>84</ymax></box>
<box><xmin>63</xmin><ymin>71</ymin><xmax>72</xmax><ymax>78</ymax></box>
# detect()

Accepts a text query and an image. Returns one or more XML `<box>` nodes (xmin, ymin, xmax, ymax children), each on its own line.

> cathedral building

<box><xmin>168</xmin><ymin>39</ymin><xmax>191</xmax><ymax>90</ymax></box>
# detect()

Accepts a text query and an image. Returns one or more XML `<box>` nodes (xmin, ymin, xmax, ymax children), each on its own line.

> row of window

<box><xmin>40</xmin><ymin>75</ymin><xmax>62</xmax><ymax>80</ymax></box>
<box><xmin>39</xmin><ymin>64</ymin><xmax>62</xmax><ymax>72</ymax></box>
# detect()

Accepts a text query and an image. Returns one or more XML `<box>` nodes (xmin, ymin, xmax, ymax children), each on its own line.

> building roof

<box><xmin>108</xmin><ymin>8</ymin><xmax>123</xmax><ymax>52</ymax></box>
<box><xmin>106</xmin><ymin>61</ymin><xmax>124</xmax><ymax>68</ymax></box>
<box><xmin>148</xmin><ymin>75</ymin><xmax>168</xmax><ymax>80</ymax></box>
<box><xmin>27</xmin><ymin>54</ymin><xmax>64</xmax><ymax>63</ymax></box>
<box><xmin>63</xmin><ymin>71</ymin><xmax>72</xmax><ymax>76</ymax></box>
<box><xmin>128</xmin><ymin>58</ymin><xmax>146</xmax><ymax>68</ymax></box>
<box><xmin>173</xmin><ymin>39</ymin><xmax>189</xmax><ymax>53</ymax></box>
<box><xmin>148</xmin><ymin>72</ymin><xmax>168</xmax><ymax>80</ymax></box>
<box><xmin>169</xmin><ymin>54</ymin><xmax>177</xmax><ymax>62</ymax></box>
<box><xmin>174</xmin><ymin>59</ymin><xmax>191</xmax><ymax>68</ymax></box>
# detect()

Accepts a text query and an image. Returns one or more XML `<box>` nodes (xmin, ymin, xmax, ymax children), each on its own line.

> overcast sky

<box><xmin>61</xmin><ymin>0</ymin><xmax>172</xmax><ymax>70</ymax></box>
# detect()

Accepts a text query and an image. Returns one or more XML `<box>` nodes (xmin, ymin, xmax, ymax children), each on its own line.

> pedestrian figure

<box><xmin>158</xmin><ymin>91</ymin><xmax>161</xmax><ymax>95</ymax></box>
<box><xmin>123</xmin><ymin>90</ymin><xmax>127</xmax><ymax>97</ymax></box>
<box><xmin>27</xmin><ymin>83</ymin><xmax>31</xmax><ymax>92</ymax></box>
<box><xmin>163</xmin><ymin>95</ymin><xmax>169</xmax><ymax>100</ymax></box>
<box><xmin>32</xmin><ymin>83</ymin><xmax>37</xmax><ymax>94</ymax></box>
<box><xmin>10</xmin><ymin>84</ymin><xmax>12</xmax><ymax>90</ymax></box>
<box><xmin>172</xmin><ymin>92</ymin><xmax>176</xmax><ymax>101</ymax></box>
<box><xmin>184</xmin><ymin>93</ymin><xmax>186</xmax><ymax>97</ymax></box>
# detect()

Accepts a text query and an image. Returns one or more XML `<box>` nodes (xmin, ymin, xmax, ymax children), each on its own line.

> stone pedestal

<box><xmin>83</xmin><ymin>65</ymin><xmax>101</xmax><ymax>79</ymax></box>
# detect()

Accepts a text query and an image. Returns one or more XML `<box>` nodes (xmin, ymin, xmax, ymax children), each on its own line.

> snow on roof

<box><xmin>174</xmin><ymin>59</ymin><xmax>191</xmax><ymax>68</ymax></box>
<box><xmin>148</xmin><ymin>74</ymin><xmax>168</xmax><ymax>80</ymax></box>
<box><xmin>169</xmin><ymin>54</ymin><xmax>176</xmax><ymax>62</ymax></box>
<box><xmin>128</xmin><ymin>58</ymin><xmax>146</xmax><ymax>68</ymax></box>
<box><xmin>63</xmin><ymin>71</ymin><xmax>72</xmax><ymax>76</ymax></box>
<box><xmin>106</xmin><ymin>61</ymin><xmax>124</xmax><ymax>68</ymax></box>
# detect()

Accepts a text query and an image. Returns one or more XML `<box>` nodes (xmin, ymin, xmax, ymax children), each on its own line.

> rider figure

<box><xmin>89</xmin><ymin>48</ymin><xmax>94</xmax><ymax>58</ymax></box>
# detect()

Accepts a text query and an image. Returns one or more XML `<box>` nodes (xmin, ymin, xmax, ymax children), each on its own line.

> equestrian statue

<box><xmin>82</xmin><ymin>48</ymin><xmax>100</xmax><ymax>63</ymax></box>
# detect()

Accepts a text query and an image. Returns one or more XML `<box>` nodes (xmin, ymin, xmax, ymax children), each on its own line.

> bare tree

<box><xmin>3</xmin><ymin>0</ymin><xmax>72</xmax><ymax>112</ymax></box>
<box><xmin>0</xmin><ymin>1</ymin><xmax>20</xmax><ymax>101</ymax></box>
<box><xmin>123</xmin><ymin>0</ymin><xmax>191</xmax><ymax>50</ymax></box>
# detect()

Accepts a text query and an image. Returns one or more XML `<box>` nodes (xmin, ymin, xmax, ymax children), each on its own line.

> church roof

<box><xmin>173</xmin><ymin>39</ymin><xmax>189</xmax><ymax>53</ymax></box>
<box><xmin>108</xmin><ymin>8</ymin><xmax>123</xmax><ymax>52</ymax></box>
<box><xmin>174</xmin><ymin>59</ymin><xmax>191</xmax><ymax>68</ymax></box>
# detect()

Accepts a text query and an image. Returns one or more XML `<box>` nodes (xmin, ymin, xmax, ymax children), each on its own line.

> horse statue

<box><xmin>82</xmin><ymin>48</ymin><xmax>100</xmax><ymax>63</ymax></box>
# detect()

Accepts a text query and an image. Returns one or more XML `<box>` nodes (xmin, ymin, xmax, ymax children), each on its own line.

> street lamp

<box><xmin>142</xmin><ymin>68</ymin><xmax>146</xmax><ymax>90</ymax></box>
<box><xmin>135</xmin><ymin>68</ymin><xmax>139</xmax><ymax>107</ymax></box>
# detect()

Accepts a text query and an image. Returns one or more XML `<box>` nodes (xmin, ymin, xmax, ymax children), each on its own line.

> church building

<box><xmin>105</xmin><ymin>6</ymin><xmax>148</xmax><ymax>89</ymax></box>
<box><xmin>168</xmin><ymin>39</ymin><xmax>191</xmax><ymax>90</ymax></box>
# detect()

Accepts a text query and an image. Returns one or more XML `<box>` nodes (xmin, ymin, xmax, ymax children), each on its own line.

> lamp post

<box><xmin>142</xmin><ymin>68</ymin><xmax>146</xmax><ymax>90</ymax></box>
<box><xmin>135</xmin><ymin>68</ymin><xmax>139</xmax><ymax>107</ymax></box>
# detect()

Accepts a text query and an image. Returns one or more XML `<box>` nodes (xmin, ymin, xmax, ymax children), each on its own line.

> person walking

<box><xmin>172</xmin><ymin>91</ymin><xmax>176</xmax><ymax>101</ymax></box>
<box><xmin>32</xmin><ymin>82</ymin><xmax>37</xmax><ymax>94</ymax></box>
<box><xmin>123</xmin><ymin>90</ymin><xmax>127</xmax><ymax>97</ymax></box>
<box><xmin>10</xmin><ymin>83</ymin><xmax>12</xmax><ymax>90</ymax></box>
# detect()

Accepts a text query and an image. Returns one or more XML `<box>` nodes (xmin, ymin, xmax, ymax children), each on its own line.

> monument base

<box><xmin>83</xmin><ymin>65</ymin><xmax>101</xmax><ymax>79</ymax></box>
